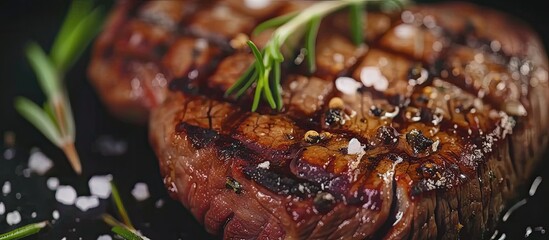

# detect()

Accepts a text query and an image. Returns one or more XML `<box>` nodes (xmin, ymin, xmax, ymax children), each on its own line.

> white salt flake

<box><xmin>31</xmin><ymin>212</ymin><xmax>37</xmax><ymax>218</ymax></box>
<box><xmin>47</xmin><ymin>177</ymin><xmax>60</xmax><ymax>190</ymax></box>
<box><xmin>53</xmin><ymin>210</ymin><xmax>60</xmax><ymax>219</ymax></box>
<box><xmin>97</xmin><ymin>235</ymin><xmax>112</xmax><ymax>240</ymax></box>
<box><xmin>394</xmin><ymin>24</ymin><xmax>416</xmax><ymax>39</ymax></box>
<box><xmin>131</xmin><ymin>183</ymin><xmax>150</xmax><ymax>201</ymax></box>
<box><xmin>373</xmin><ymin>77</ymin><xmax>389</xmax><ymax>91</ymax></box>
<box><xmin>28</xmin><ymin>150</ymin><xmax>53</xmax><ymax>175</ymax></box>
<box><xmin>347</xmin><ymin>138</ymin><xmax>363</xmax><ymax>155</ymax></box>
<box><xmin>22</xmin><ymin>168</ymin><xmax>31</xmax><ymax>178</ymax></box>
<box><xmin>76</xmin><ymin>196</ymin><xmax>100</xmax><ymax>212</ymax></box>
<box><xmin>360</xmin><ymin>66</ymin><xmax>389</xmax><ymax>92</ymax></box>
<box><xmin>432</xmin><ymin>140</ymin><xmax>440</xmax><ymax>152</ymax></box>
<box><xmin>257</xmin><ymin>161</ymin><xmax>270</xmax><ymax>169</ymax></box>
<box><xmin>3</xmin><ymin>149</ymin><xmax>15</xmax><ymax>160</ymax></box>
<box><xmin>89</xmin><ymin>175</ymin><xmax>113</xmax><ymax>199</ymax></box>
<box><xmin>2</xmin><ymin>181</ymin><xmax>11</xmax><ymax>195</ymax></box>
<box><xmin>0</xmin><ymin>202</ymin><xmax>5</xmax><ymax>215</ymax></box>
<box><xmin>56</xmin><ymin>185</ymin><xmax>77</xmax><ymax>205</ymax></box>
<box><xmin>155</xmin><ymin>199</ymin><xmax>165</xmax><ymax>208</ymax></box>
<box><xmin>335</xmin><ymin>77</ymin><xmax>362</xmax><ymax>95</ymax></box>
<box><xmin>6</xmin><ymin>211</ymin><xmax>21</xmax><ymax>225</ymax></box>
<box><xmin>195</xmin><ymin>38</ymin><xmax>209</xmax><ymax>50</ymax></box>
<box><xmin>244</xmin><ymin>0</ymin><xmax>271</xmax><ymax>9</ymax></box>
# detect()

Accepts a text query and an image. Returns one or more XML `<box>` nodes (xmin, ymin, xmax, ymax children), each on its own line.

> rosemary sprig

<box><xmin>14</xmin><ymin>0</ymin><xmax>104</xmax><ymax>174</ymax></box>
<box><xmin>226</xmin><ymin>0</ymin><xmax>408</xmax><ymax>111</ymax></box>
<box><xmin>0</xmin><ymin>221</ymin><xmax>49</xmax><ymax>240</ymax></box>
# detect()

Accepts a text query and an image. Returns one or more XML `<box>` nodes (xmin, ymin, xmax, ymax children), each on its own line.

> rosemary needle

<box><xmin>0</xmin><ymin>221</ymin><xmax>49</xmax><ymax>240</ymax></box>
<box><xmin>304</xmin><ymin>16</ymin><xmax>321</xmax><ymax>73</ymax></box>
<box><xmin>350</xmin><ymin>3</ymin><xmax>365</xmax><ymax>45</ymax></box>
<box><xmin>110</xmin><ymin>181</ymin><xmax>134</xmax><ymax>230</ymax></box>
<box><xmin>102</xmin><ymin>214</ymin><xmax>149</xmax><ymax>240</ymax></box>
<box><xmin>111</xmin><ymin>226</ymin><xmax>143</xmax><ymax>240</ymax></box>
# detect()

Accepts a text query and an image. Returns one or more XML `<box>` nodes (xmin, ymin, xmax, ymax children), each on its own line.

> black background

<box><xmin>1</xmin><ymin>0</ymin><xmax>548</xmax><ymax>239</ymax></box>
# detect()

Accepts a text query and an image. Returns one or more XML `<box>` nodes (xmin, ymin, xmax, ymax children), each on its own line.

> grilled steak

<box><xmin>89</xmin><ymin>0</ymin><xmax>549</xmax><ymax>239</ymax></box>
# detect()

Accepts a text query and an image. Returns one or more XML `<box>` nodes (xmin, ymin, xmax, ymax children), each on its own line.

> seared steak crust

<box><xmin>89</xmin><ymin>1</ymin><xmax>549</xmax><ymax>239</ymax></box>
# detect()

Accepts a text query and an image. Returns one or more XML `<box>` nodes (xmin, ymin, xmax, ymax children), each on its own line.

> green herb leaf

<box><xmin>0</xmin><ymin>221</ymin><xmax>48</xmax><ymax>240</ymax></box>
<box><xmin>252</xmin><ymin>12</ymin><xmax>298</xmax><ymax>36</ymax></box>
<box><xmin>271</xmin><ymin>60</ymin><xmax>282</xmax><ymax>110</ymax></box>
<box><xmin>103</xmin><ymin>214</ymin><xmax>149</xmax><ymax>240</ymax></box>
<box><xmin>110</xmin><ymin>181</ymin><xmax>134</xmax><ymax>229</ymax></box>
<box><xmin>14</xmin><ymin>97</ymin><xmax>63</xmax><ymax>147</ymax></box>
<box><xmin>246</xmin><ymin>41</ymin><xmax>265</xmax><ymax>75</ymax></box>
<box><xmin>225</xmin><ymin>65</ymin><xmax>255</xmax><ymax>97</ymax></box>
<box><xmin>235</xmin><ymin>70</ymin><xmax>258</xmax><ymax>98</ymax></box>
<box><xmin>50</xmin><ymin>0</ymin><xmax>94</xmax><ymax>54</ymax></box>
<box><xmin>25</xmin><ymin>42</ymin><xmax>61</xmax><ymax>100</ymax></box>
<box><xmin>251</xmin><ymin>74</ymin><xmax>265</xmax><ymax>112</ymax></box>
<box><xmin>51</xmin><ymin>2</ymin><xmax>104</xmax><ymax>73</ymax></box>
<box><xmin>304</xmin><ymin>16</ymin><xmax>321</xmax><ymax>73</ymax></box>
<box><xmin>349</xmin><ymin>3</ymin><xmax>365</xmax><ymax>45</ymax></box>
<box><xmin>111</xmin><ymin>226</ymin><xmax>143</xmax><ymax>240</ymax></box>
<box><xmin>380</xmin><ymin>0</ymin><xmax>408</xmax><ymax>12</ymax></box>
<box><xmin>60</xmin><ymin>89</ymin><xmax>76</xmax><ymax>140</ymax></box>
<box><xmin>261</xmin><ymin>72</ymin><xmax>277</xmax><ymax>109</ymax></box>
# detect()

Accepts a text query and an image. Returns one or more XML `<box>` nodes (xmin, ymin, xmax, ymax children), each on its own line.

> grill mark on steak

<box><xmin>176</xmin><ymin>122</ymin><xmax>218</xmax><ymax>149</ymax></box>
<box><xmin>91</xmin><ymin>1</ymin><xmax>549</xmax><ymax>239</ymax></box>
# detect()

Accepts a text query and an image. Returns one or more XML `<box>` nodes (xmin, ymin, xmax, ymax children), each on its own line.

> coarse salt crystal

<box><xmin>75</xmin><ymin>196</ymin><xmax>100</xmax><ymax>212</ymax></box>
<box><xmin>394</xmin><ymin>24</ymin><xmax>416</xmax><ymax>39</ymax></box>
<box><xmin>373</xmin><ymin>76</ymin><xmax>389</xmax><ymax>91</ymax></box>
<box><xmin>28</xmin><ymin>150</ymin><xmax>53</xmax><ymax>175</ymax></box>
<box><xmin>257</xmin><ymin>161</ymin><xmax>270</xmax><ymax>169</ymax></box>
<box><xmin>360</xmin><ymin>67</ymin><xmax>389</xmax><ymax>91</ymax></box>
<box><xmin>3</xmin><ymin>149</ymin><xmax>15</xmax><ymax>160</ymax></box>
<box><xmin>6</xmin><ymin>211</ymin><xmax>21</xmax><ymax>225</ymax></box>
<box><xmin>335</xmin><ymin>77</ymin><xmax>362</xmax><ymax>95</ymax></box>
<box><xmin>47</xmin><ymin>177</ymin><xmax>60</xmax><ymax>190</ymax></box>
<box><xmin>195</xmin><ymin>38</ymin><xmax>209</xmax><ymax>50</ymax></box>
<box><xmin>89</xmin><ymin>175</ymin><xmax>112</xmax><ymax>199</ymax></box>
<box><xmin>244</xmin><ymin>0</ymin><xmax>271</xmax><ymax>9</ymax></box>
<box><xmin>155</xmin><ymin>199</ymin><xmax>165</xmax><ymax>208</ymax></box>
<box><xmin>0</xmin><ymin>202</ymin><xmax>5</xmax><ymax>215</ymax></box>
<box><xmin>131</xmin><ymin>182</ymin><xmax>150</xmax><ymax>201</ymax></box>
<box><xmin>56</xmin><ymin>185</ymin><xmax>77</xmax><ymax>205</ymax></box>
<box><xmin>347</xmin><ymin>138</ymin><xmax>363</xmax><ymax>155</ymax></box>
<box><xmin>2</xmin><ymin>181</ymin><xmax>11</xmax><ymax>195</ymax></box>
<box><xmin>53</xmin><ymin>210</ymin><xmax>60</xmax><ymax>219</ymax></box>
<box><xmin>97</xmin><ymin>235</ymin><xmax>112</xmax><ymax>240</ymax></box>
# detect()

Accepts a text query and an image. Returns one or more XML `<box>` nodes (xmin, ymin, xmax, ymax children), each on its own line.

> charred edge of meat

<box><xmin>243</xmin><ymin>166</ymin><xmax>322</xmax><ymax>199</ymax></box>
<box><xmin>406</xmin><ymin>129</ymin><xmax>434</xmax><ymax>155</ymax></box>
<box><xmin>176</xmin><ymin>122</ymin><xmax>219</xmax><ymax>149</ymax></box>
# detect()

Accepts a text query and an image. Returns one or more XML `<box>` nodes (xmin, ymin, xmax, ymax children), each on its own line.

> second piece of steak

<box><xmin>90</xmin><ymin>0</ymin><xmax>549</xmax><ymax>239</ymax></box>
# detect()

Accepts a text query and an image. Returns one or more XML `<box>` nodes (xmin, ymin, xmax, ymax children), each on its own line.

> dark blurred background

<box><xmin>0</xmin><ymin>0</ymin><xmax>548</xmax><ymax>239</ymax></box>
